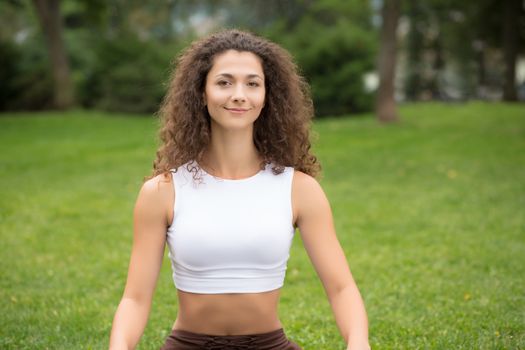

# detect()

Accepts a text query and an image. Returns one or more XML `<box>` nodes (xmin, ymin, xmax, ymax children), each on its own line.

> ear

<box><xmin>202</xmin><ymin>92</ymin><xmax>207</xmax><ymax>106</ymax></box>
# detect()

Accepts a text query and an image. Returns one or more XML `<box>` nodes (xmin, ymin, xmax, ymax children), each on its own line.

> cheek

<box><xmin>252</xmin><ymin>91</ymin><xmax>266</xmax><ymax>108</ymax></box>
<box><xmin>205</xmin><ymin>89</ymin><xmax>228</xmax><ymax>106</ymax></box>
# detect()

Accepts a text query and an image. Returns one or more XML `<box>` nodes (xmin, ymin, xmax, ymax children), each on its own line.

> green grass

<box><xmin>1</xmin><ymin>102</ymin><xmax>524</xmax><ymax>349</ymax></box>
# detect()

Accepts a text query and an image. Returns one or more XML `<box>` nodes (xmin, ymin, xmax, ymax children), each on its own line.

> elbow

<box><xmin>326</xmin><ymin>281</ymin><xmax>356</xmax><ymax>300</ymax></box>
<box><xmin>121</xmin><ymin>286</ymin><xmax>154</xmax><ymax>305</ymax></box>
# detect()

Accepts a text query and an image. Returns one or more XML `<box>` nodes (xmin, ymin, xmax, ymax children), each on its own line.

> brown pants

<box><xmin>160</xmin><ymin>328</ymin><xmax>302</xmax><ymax>350</ymax></box>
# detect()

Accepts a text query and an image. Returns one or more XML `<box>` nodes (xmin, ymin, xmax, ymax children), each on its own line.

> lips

<box><xmin>224</xmin><ymin>107</ymin><xmax>250</xmax><ymax>114</ymax></box>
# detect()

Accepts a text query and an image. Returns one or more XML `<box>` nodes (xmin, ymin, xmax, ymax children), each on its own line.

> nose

<box><xmin>231</xmin><ymin>84</ymin><xmax>246</xmax><ymax>103</ymax></box>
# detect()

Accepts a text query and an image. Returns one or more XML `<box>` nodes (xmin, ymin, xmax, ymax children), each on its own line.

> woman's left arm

<box><xmin>292</xmin><ymin>171</ymin><xmax>370</xmax><ymax>350</ymax></box>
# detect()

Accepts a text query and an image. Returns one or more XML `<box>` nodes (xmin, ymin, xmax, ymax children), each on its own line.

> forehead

<box><xmin>208</xmin><ymin>50</ymin><xmax>264</xmax><ymax>77</ymax></box>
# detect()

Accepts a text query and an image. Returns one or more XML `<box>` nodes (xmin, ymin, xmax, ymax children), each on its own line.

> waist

<box><xmin>173</xmin><ymin>288</ymin><xmax>282</xmax><ymax>335</ymax></box>
<box><xmin>164</xmin><ymin>328</ymin><xmax>291</xmax><ymax>349</ymax></box>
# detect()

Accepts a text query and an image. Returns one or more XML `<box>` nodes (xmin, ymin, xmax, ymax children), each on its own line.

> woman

<box><xmin>109</xmin><ymin>29</ymin><xmax>370</xmax><ymax>350</ymax></box>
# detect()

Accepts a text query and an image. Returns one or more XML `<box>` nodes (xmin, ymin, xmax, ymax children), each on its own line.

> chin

<box><xmin>212</xmin><ymin>117</ymin><xmax>260</xmax><ymax>130</ymax></box>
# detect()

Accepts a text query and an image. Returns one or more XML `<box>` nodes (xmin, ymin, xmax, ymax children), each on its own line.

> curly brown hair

<box><xmin>150</xmin><ymin>29</ymin><xmax>320</xmax><ymax>181</ymax></box>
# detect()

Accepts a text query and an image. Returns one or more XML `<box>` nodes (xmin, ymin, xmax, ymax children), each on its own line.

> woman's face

<box><xmin>204</xmin><ymin>50</ymin><xmax>265</xmax><ymax>132</ymax></box>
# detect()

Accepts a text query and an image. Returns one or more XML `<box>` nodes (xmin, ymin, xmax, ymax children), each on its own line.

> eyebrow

<box><xmin>215</xmin><ymin>73</ymin><xmax>264</xmax><ymax>80</ymax></box>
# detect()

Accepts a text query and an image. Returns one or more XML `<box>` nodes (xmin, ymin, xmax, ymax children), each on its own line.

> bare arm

<box><xmin>109</xmin><ymin>175</ymin><xmax>173</xmax><ymax>350</ymax></box>
<box><xmin>292</xmin><ymin>171</ymin><xmax>370</xmax><ymax>350</ymax></box>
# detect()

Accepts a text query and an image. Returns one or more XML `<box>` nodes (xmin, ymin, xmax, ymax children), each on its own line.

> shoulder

<box><xmin>135</xmin><ymin>173</ymin><xmax>174</xmax><ymax>225</ymax></box>
<box><xmin>292</xmin><ymin>170</ymin><xmax>330</xmax><ymax>224</ymax></box>
<box><xmin>140</xmin><ymin>173</ymin><xmax>174</xmax><ymax>198</ymax></box>
<box><xmin>292</xmin><ymin>170</ymin><xmax>324</xmax><ymax>196</ymax></box>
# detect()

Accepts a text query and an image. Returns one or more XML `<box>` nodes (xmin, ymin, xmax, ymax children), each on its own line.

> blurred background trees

<box><xmin>376</xmin><ymin>0</ymin><xmax>400</xmax><ymax>123</ymax></box>
<box><xmin>0</xmin><ymin>0</ymin><xmax>524</xmax><ymax>116</ymax></box>
<box><xmin>32</xmin><ymin>0</ymin><xmax>74</xmax><ymax>109</ymax></box>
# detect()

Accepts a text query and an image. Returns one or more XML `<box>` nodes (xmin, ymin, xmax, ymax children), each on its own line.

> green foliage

<box><xmin>266</xmin><ymin>2</ymin><xmax>377</xmax><ymax>116</ymax></box>
<box><xmin>0</xmin><ymin>38</ymin><xmax>53</xmax><ymax>110</ymax></box>
<box><xmin>81</xmin><ymin>35</ymin><xmax>172</xmax><ymax>113</ymax></box>
<box><xmin>0</xmin><ymin>0</ymin><xmax>179</xmax><ymax>113</ymax></box>
<box><xmin>1</xmin><ymin>103</ymin><xmax>524</xmax><ymax>349</ymax></box>
<box><xmin>286</xmin><ymin>20</ymin><xmax>376</xmax><ymax>116</ymax></box>
<box><xmin>0</xmin><ymin>40</ymin><xmax>21</xmax><ymax>110</ymax></box>
<box><xmin>403</xmin><ymin>0</ymin><xmax>425</xmax><ymax>100</ymax></box>
<box><xmin>6</xmin><ymin>0</ymin><xmax>519</xmax><ymax>114</ymax></box>
<box><xmin>401</xmin><ymin>0</ymin><xmax>525</xmax><ymax>100</ymax></box>
<box><xmin>1</xmin><ymin>0</ymin><xmax>378</xmax><ymax>115</ymax></box>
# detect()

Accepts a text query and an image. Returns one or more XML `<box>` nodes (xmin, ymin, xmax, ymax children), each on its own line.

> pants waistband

<box><xmin>163</xmin><ymin>327</ymin><xmax>293</xmax><ymax>350</ymax></box>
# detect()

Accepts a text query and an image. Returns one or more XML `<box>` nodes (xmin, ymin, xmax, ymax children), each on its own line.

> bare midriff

<box><xmin>172</xmin><ymin>288</ymin><xmax>283</xmax><ymax>335</ymax></box>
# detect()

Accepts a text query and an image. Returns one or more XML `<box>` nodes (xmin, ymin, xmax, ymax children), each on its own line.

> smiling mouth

<box><xmin>224</xmin><ymin>107</ymin><xmax>250</xmax><ymax>113</ymax></box>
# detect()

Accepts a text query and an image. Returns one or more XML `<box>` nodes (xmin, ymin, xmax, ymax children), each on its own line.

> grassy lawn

<box><xmin>1</xmin><ymin>102</ymin><xmax>523</xmax><ymax>349</ymax></box>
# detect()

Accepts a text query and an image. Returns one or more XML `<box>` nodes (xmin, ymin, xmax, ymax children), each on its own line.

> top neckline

<box><xmin>198</xmin><ymin>162</ymin><xmax>268</xmax><ymax>183</ymax></box>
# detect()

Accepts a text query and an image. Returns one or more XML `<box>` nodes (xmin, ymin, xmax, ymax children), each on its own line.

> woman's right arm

<box><xmin>109</xmin><ymin>175</ymin><xmax>173</xmax><ymax>350</ymax></box>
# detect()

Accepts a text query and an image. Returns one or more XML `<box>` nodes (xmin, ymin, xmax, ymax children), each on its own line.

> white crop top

<box><xmin>166</xmin><ymin>161</ymin><xmax>295</xmax><ymax>294</ymax></box>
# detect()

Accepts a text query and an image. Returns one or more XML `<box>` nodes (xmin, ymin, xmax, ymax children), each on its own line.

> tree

<box><xmin>502</xmin><ymin>0</ymin><xmax>521</xmax><ymax>101</ymax></box>
<box><xmin>32</xmin><ymin>0</ymin><xmax>74</xmax><ymax>109</ymax></box>
<box><xmin>406</xmin><ymin>0</ymin><xmax>525</xmax><ymax>102</ymax></box>
<box><xmin>265</xmin><ymin>0</ymin><xmax>377</xmax><ymax>116</ymax></box>
<box><xmin>404</xmin><ymin>0</ymin><xmax>424</xmax><ymax>100</ymax></box>
<box><xmin>376</xmin><ymin>0</ymin><xmax>400</xmax><ymax>123</ymax></box>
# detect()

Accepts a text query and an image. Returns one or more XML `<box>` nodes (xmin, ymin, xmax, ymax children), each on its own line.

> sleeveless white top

<box><xmin>166</xmin><ymin>162</ymin><xmax>295</xmax><ymax>294</ymax></box>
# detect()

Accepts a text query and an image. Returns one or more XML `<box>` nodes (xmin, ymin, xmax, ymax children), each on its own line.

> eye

<box><xmin>217</xmin><ymin>80</ymin><xmax>231</xmax><ymax>87</ymax></box>
<box><xmin>247</xmin><ymin>81</ymin><xmax>260</xmax><ymax>87</ymax></box>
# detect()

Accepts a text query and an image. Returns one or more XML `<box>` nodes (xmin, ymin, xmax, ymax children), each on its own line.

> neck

<box><xmin>202</xmin><ymin>124</ymin><xmax>262</xmax><ymax>179</ymax></box>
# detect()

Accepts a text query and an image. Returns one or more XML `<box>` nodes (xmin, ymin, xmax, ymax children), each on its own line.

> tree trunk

<box><xmin>477</xmin><ymin>43</ymin><xmax>486</xmax><ymax>89</ymax></box>
<box><xmin>404</xmin><ymin>0</ymin><xmax>424</xmax><ymax>101</ymax></box>
<box><xmin>376</xmin><ymin>0</ymin><xmax>400</xmax><ymax>123</ymax></box>
<box><xmin>502</xmin><ymin>0</ymin><xmax>520</xmax><ymax>101</ymax></box>
<box><xmin>32</xmin><ymin>0</ymin><xmax>74</xmax><ymax>109</ymax></box>
<box><xmin>429</xmin><ymin>26</ymin><xmax>445</xmax><ymax>100</ymax></box>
